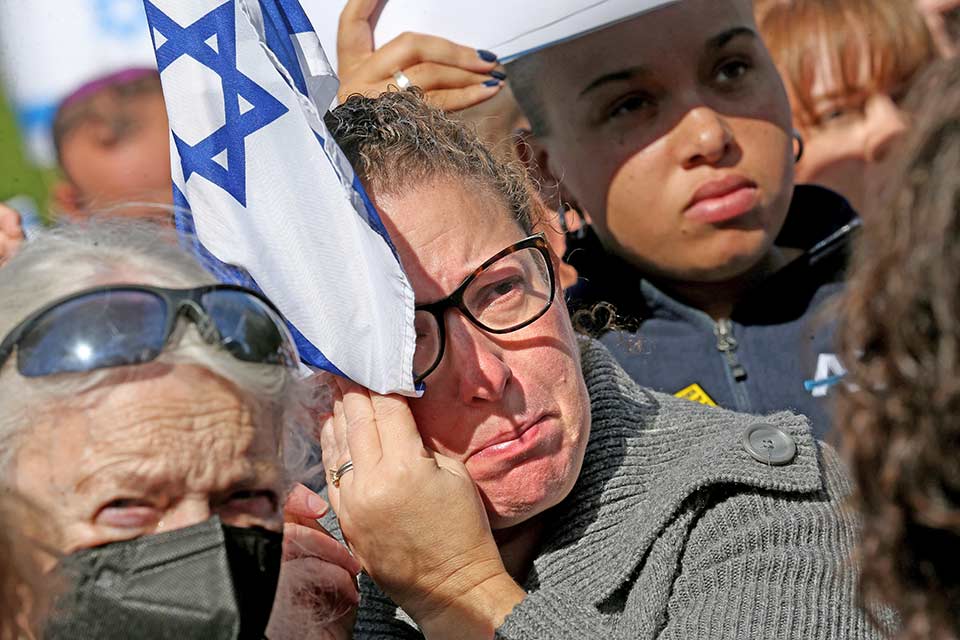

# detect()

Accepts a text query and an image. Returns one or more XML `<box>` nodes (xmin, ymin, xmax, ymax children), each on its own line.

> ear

<box><xmin>512</xmin><ymin>123</ymin><xmax>580</xmax><ymax>213</ymax></box>
<box><xmin>51</xmin><ymin>181</ymin><xmax>85</xmax><ymax>219</ymax></box>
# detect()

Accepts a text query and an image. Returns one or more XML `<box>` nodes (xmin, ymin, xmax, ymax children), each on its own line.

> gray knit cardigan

<box><xmin>321</xmin><ymin>339</ymin><xmax>886</xmax><ymax>639</ymax></box>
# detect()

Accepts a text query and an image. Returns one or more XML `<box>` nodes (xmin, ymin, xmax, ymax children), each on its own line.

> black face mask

<box><xmin>44</xmin><ymin>517</ymin><xmax>282</xmax><ymax>640</ymax></box>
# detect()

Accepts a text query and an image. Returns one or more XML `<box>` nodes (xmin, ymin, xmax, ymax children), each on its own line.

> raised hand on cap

<box><xmin>336</xmin><ymin>0</ymin><xmax>504</xmax><ymax>112</ymax></box>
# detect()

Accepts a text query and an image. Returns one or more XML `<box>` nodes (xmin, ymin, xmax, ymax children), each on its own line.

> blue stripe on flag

<box><xmin>256</xmin><ymin>0</ymin><xmax>310</xmax><ymax>95</ymax></box>
<box><xmin>352</xmin><ymin>172</ymin><xmax>400</xmax><ymax>256</ymax></box>
<box><xmin>259</xmin><ymin>4</ymin><xmax>400</xmax><ymax>262</ymax></box>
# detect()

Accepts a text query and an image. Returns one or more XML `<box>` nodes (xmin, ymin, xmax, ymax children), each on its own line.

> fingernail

<box><xmin>477</xmin><ymin>49</ymin><xmax>498</xmax><ymax>62</ymax></box>
<box><xmin>489</xmin><ymin>70</ymin><xmax>507</xmax><ymax>80</ymax></box>
<box><xmin>483</xmin><ymin>79</ymin><xmax>502</xmax><ymax>87</ymax></box>
<box><xmin>307</xmin><ymin>492</ymin><xmax>328</xmax><ymax>516</ymax></box>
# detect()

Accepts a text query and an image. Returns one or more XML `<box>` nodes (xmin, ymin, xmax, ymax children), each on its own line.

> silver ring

<box><xmin>392</xmin><ymin>70</ymin><xmax>412</xmax><ymax>90</ymax></box>
<box><xmin>330</xmin><ymin>460</ymin><xmax>354</xmax><ymax>488</ymax></box>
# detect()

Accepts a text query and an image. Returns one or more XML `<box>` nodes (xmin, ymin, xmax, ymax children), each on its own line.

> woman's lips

<box><xmin>470</xmin><ymin>415</ymin><xmax>553</xmax><ymax>462</ymax></box>
<box><xmin>684</xmin><ymin>176</ymin><xmax>760</xmax><ymax>224</ymax></box>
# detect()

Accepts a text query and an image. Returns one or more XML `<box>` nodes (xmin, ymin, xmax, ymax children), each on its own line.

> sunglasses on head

<box><xmin>0</xmin><ymin>284</ymin><xmax>299</xmax><ymax>378</ymax></box>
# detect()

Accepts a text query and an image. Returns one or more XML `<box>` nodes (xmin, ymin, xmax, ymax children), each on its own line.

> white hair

<box><xmin>0</xmin><ymin>221</ymin><xmax>322</xmax><ymax>486</ymax></box>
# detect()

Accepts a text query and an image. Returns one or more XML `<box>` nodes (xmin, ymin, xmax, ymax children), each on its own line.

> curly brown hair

<box><xmin>838</xmin><ymin>59</ymin><xmax>960</xmax><ymax>640</ymax></box>
<box><xmin>325</xmin><ymin>88</ymin><xmax>540</xmax><ymax>236</ymax></box>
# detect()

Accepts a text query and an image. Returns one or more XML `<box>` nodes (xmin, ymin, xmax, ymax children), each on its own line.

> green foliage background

<box><xmin>0</xmin><ymin>87</ymin><xmax>52</xmax><ymax>214</ymax></box>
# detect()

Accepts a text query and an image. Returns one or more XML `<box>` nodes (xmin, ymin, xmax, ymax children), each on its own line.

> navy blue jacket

<box><xmin>565</xmin><ymin>185</ymin><xmax>858</xmax><ymax>441</ymax></box>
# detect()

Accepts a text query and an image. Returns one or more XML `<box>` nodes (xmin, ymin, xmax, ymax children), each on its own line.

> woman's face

<box><xmin>372</xmin><ymin>177</ymin><xmax>591</xmax><ymax>530</ymax></box>
<box><xmin>793</xmin><ymin>69</ymin><xmax>909</xmax><ymax>217</ymax></box>
<box><xmin>528</xmin><ymin>0</ymin><xmax>795</xmax><ymax>284</ymax></box>
<box><xmin>13</xmin><ymin>364</ymin><xmax>285</xmax><ymax>554</ymax></box>
<box><xmin>58</xmin><ymin>89</ymin><xmax>174</xmax><ymax>220</ymax></box>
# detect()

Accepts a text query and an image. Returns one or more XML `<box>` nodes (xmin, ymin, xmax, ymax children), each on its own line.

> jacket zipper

<box><xmin>714</xmin><ymin>319</ymin><xmax>747</xmax><ymax>381</ymax></box>
<box><xmin>714</xmin><ymin>319</ymin><xmax>752</xmax><ymax>411</ymax></box>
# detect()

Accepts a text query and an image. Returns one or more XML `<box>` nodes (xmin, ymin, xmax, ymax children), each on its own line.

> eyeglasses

<box><xmin>413</xmin><ymin>234</ymin><xmax>556</xmax><ymax>383</ymax></box>
<box><xmin>0</xmin><ymin>284</ymin><xmax>299</xmax><ymax>378</ymax></box>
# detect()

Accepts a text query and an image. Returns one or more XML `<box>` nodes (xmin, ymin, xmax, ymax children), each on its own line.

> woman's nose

<box><xmin>156</xmin><ymin>500</ymin><xmax>213</xmax><ymax>533</ymax></box>
<box><xmin>677</xmin><ymin>107</ymin><xmax>735</xmax><ymax>169</ymax></box>
<box><xmin>864</xmin><ymin>94</ymin><xmax>908</xmax><ymax>163</ymax></box>
<box><xmin>444</xmin><ymin>313</ymin><xmax>512</xmax><ymax>405</ymax></box>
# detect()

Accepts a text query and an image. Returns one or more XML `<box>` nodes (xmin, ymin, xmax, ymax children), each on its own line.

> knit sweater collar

<box><xmin>525</xmin><ymin>338</ymin><xmax>826</xmax><ymax>605</ymax></box>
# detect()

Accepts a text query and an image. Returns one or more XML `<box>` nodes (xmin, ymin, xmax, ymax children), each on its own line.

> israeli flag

<box><xmin>143</xmin><ymin>0</ymin><xmax>417</xmax><ymax>394</ymax></box>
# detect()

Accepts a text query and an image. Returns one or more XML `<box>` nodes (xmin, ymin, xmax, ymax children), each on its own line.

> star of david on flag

<box><xmin>143</xmin><ymin>0</ymin><xmax>418</xmax><ymax>395</ymax></box>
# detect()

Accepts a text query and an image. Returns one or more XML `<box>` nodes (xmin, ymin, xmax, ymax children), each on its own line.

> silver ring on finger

<box><xmin>392</xmin><ymin>69</ymin><xmax>412</xmax><ymax>90</ymax></box>
<box><xmin>330</xmin><ymin>460</ymin><xmax>354</xmax><ymax>488</ymax></box>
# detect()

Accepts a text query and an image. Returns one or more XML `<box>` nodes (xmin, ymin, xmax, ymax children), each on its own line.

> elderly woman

<box><xmin>0</xmin><ymin>222</ymin><xmax>360</xmax><ymax>639</ymax></box>
<box><xmin>313</xmin><ymin>90</ymin><xmax>886</xmax><ymax>639</ymax></box>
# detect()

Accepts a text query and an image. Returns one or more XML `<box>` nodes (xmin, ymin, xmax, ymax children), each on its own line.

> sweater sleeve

<box><xmin>352</xmin><ymin>575</ymin><xmax>425</xmax><ymax>639</ymax></box>
<box><xmin>494</xmin><ymin>589</ymin><xmax>613</xmax><ymax>639</ymax></box>
<box><xmin>656</xmin><ymin>443</ymin><xmax>889</xmax><ymax>640</ymax></box>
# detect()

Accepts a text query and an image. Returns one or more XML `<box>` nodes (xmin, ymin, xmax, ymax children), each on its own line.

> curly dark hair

<box><xmin>325</xmin><ymin>88</ymin><xmax>539</xmax><ymax>235</ymax></box>
<box><xmin>838</xmin><ymin>59</ymin><xmax>960</xmax><ymax>640</ymax></box>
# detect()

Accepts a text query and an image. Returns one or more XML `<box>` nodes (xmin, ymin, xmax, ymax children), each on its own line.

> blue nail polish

<box><xmin>483</xmin><ymin>79</ymin><xmax>501</xmax><ymax>87</ymax></box>
<box><xmin>489</xmin><ymin>70</ymin><xmax>507</xmax><ymax>80</ymax></box>
<box><xmin>477</xmin><ymin>49</ymin><xmax>498</xmax><ymax>62</ymax></box>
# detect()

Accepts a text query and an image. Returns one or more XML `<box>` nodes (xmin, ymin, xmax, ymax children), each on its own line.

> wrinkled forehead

<box><xmin>18</xmin><ymin>365</ymin><xmax>282</xmax><ymax>496</ymax></box>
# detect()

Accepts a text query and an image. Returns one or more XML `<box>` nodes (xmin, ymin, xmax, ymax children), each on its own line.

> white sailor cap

<box><xmin>307</xmin><ymin>0</ymin><xmax>679</xmax><ymax>71</ymax></box>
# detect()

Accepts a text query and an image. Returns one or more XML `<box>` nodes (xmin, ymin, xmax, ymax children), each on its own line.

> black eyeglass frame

<box><xmin>0</xmin><ymin>283</ymin><xmax>298</xmax><ymax>374</ymax></box>
<box><xmin>413</xmin><ymin>233</ymin><xmax>556</xmax><ymax>384</ymax></box>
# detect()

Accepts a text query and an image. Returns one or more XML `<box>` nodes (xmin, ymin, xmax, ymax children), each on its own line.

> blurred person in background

<box><xmin>0</xmin><ymin>203</ymin><xmax>22</xmax><ymax>267</ymax></box>
<box><xmin>838</xmin><ymin>59</ymin><xmax>960</xmax><ymax>640</ymax></box>
<box><xmin>0</xmin><ymin>222</ymin><xmax>360</xmax><ymax>639</ymax></box>
<box><xmin>504</xmin><ymin>0</ymin><xmax>854</xmax><ymax>438</ymax></box>
<box><xmin>50</xmin><ymin>68</ymin><xmax>174</xmax><ymax>221</ymax></box>
<box><xmin>333</xmin><ymin>0</ymin><xmax>581</xmax><ymax>288</ymax></box>
<box><xmin>0</xmin><ymin>69</ymin><xmax>176</xmax><ymax>267</ymax></box>
<box><xmin>757</xmin><ymin>0</ymin><xmax>936</xmax><ymax>218</ymax></box>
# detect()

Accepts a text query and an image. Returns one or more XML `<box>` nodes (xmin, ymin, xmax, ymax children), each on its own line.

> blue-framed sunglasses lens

<box><xmin>11</xmin><ymin>288</ymin><xmax>296</xmax><ymax>378</ymax></box>
<box><xmin>17</xmin><ymin>291</ymin><xmax>168</xmax><ymax>377</ymax></box>
<box><xmin>200</xmin><ymin>289</ymin><xmax>293</xmax><ymax>365</ymax></box>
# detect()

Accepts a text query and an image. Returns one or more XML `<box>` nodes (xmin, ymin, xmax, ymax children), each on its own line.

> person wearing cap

<box><xmin>0</xmin><ymin>69</ymin><xmax>175</xmax><ymax>268</ymax></box>
<box><xmin>50</xmin><ymin>68</ymin><xmax>175</xmax><ymax>222</ymax></box>
<box><xmin>498</xmin><ymin>0</ymin><xmax>860</xmax><ymax>440</ymax></box>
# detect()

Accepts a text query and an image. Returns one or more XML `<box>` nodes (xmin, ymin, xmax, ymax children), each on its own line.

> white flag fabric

<box><xmin>143</xmin><ymin>0</ymin><xmax>418</xmax><ymax>395</ymax></box>
<box><xmin>307</xmin><ymin>0</ymin><xmax>679</xmax><ymax>72</ymax></box>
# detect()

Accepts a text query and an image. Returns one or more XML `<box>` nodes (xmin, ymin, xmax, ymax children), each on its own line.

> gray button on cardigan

<box><xmin>323</xmin><ymin>338</ymin><xmax>888</xmax><ymax>639</ymax></box>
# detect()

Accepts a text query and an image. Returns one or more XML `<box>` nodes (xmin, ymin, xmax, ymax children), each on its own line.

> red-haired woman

<box><xmin>758</xmin><ymin>0</ymin><xmax>936</xmax><ymax>218</ymax></box>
